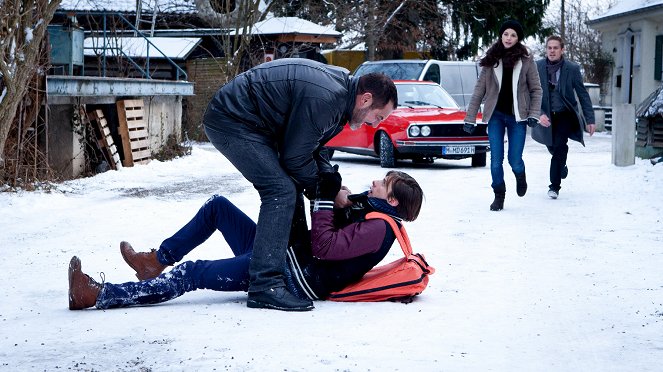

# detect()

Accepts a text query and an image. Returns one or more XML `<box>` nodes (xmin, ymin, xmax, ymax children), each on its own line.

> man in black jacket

<box><xmin>533</xmin><ymin>36</ymin><xmax>596</xmax><ymax>199</ymax></box>
<box><xmin>200</xmin><ymin>58</ymin><xmax>397</xmax><ymax>311</ymax></box>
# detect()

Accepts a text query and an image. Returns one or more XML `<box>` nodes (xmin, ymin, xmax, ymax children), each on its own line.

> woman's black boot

<box><xmin>490</xmin><ymin>183</ymin><xmax>506</xmax><ymax>211</ymax></box>
<box><xmin>515</xmin><ymin>172</ymin><xmax>527</xmax><ymax>197</ymax></box>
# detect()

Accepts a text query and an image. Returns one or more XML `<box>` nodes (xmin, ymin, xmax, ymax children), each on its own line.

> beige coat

<box><xmin>464</xmin><ymin>55</ymin><xmax>542</xmax><ymax>124</ymax></box>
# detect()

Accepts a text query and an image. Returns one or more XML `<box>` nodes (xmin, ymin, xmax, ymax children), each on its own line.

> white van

<box><xmin>353</xmin><ymin>59</ymin><xmax>479</xmax><ymax>108</ymax></box>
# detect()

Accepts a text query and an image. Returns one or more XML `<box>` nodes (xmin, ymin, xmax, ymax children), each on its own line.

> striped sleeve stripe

<box><xmin>312</xmin><ymin>200</ymin><xmax>334</xmax><ymax>212</ymax></box>
<box><xmin>286</xmin><ymin>247</ymin><xmax>319</xmax><ymax>300</ymax></box>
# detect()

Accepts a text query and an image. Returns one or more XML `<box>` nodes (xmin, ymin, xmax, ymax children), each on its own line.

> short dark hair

<box><xmin>357</xmin><ymin>73</ymin><xmax>398</xmax><ymax>110</ymax></box>
<box><xmin>385</xmin><ymin>171</ymin><xmax>423</xmax><ymax>222</ymax></box>
<box><xmin>546</xmin><ymin>35</ymin><xmax>565</xmax><ymax>49</ymax></box>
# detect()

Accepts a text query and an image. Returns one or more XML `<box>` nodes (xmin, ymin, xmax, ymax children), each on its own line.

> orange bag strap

<box><xmin>365</xmin><ymin>212</ymin><xmax>413</xmax><ymax>257</ymax></box>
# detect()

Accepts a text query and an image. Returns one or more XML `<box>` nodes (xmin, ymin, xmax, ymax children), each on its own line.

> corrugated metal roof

<box><xmin>58</xmin><ymin>0</ymin><xmax>199</xmax><ymax>14</ymax></box>
<box><xmin>57</xmin><ymin>0</ymin><xmax>275</xmax><ymax>15</ymax></box>
<box><xmin>84</xmin><ymin>36</ymin><xmax>201</xmax><ymax>59</ymax></box>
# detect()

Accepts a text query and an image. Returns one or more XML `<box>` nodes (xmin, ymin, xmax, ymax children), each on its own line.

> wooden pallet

<box><xmin>88</xmin><ymin>109</ymin><xmax>122</xmax><ymax>170</ymax></box>
<box><xmin>117</xmin><ymin>98</ymin><xmax>151</xmax><ymax>167</ymax></box>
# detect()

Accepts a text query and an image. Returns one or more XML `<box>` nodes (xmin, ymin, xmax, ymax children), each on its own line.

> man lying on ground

<box><xmin>68</xmin><ymin>170</ymin><xmax>423</xmax><ymax>311</ymax></box>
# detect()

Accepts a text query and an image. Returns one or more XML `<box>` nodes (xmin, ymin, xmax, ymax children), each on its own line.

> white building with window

<box><xmin>589</xmin><ymin>0</ymin><xmax>663</xmax><ymax>159</ymax></box>
<box><xmin>588</xmin><ymin>0</ymin><xmax>663</xmax><ymax>107</ymax></box>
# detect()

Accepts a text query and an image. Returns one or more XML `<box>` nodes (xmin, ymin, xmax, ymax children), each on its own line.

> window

<box><xmin>422</xmin><ymin>64</ymin><xmax>440</xmax><ymax>84</ymax></box>
<box><xmin>655</xmin><ymin>35</ymin><xmax>663</xmax><ymax>81</ymax></box>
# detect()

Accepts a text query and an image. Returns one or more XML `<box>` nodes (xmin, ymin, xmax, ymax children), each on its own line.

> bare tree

<box><xmin>541</xmin><ymin>0</ymin><xmax>615</xmax><ymax>91</ymax></box>
<box><xmin>0</xmin><ymin>0</ymin><xmax>62</xmax><ymax>178</ymax></box>
<box><xmin>191</xmin><ymin>0</ymin><xmax>268</xmax><ymax>78</ymax></box>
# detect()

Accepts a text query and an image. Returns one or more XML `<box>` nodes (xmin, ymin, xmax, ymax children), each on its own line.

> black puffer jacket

<box><xmin>203</xmin><ymin>58</ymin><xmax>359</xmax><ymax>191</ymax></box>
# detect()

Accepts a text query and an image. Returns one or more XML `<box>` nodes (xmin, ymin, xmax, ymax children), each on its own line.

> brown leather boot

<box><xmin>120</xmin><ymin>241</ymin><xmax>167</xmax><ymax>280</ymax></box>
<box><xmin>68</xmin><ymin>256</ymin><xmax>102</xmax><ymax>310</ymax></box>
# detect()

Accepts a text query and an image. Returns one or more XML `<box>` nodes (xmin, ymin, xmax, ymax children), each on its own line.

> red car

<box><xmin>326</xmin><ymin>80</ymin><xmax>488</xmax><ymax>168</ymax></box>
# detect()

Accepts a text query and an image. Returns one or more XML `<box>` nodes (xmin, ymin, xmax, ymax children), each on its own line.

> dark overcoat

<box><xmin>532</xmin><ymin>58</ymin><xmax>595</xmax><ymax>146</ymax></box>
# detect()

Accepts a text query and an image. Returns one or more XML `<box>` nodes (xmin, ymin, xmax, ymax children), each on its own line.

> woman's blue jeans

<box><xmin>487</xmin><ymin>110</ymin><xmax>527</xmax><ymax>189</ymax></box>
<box><xmin>96</xmin><ymin>195</ymin><xmax>257</xmax><ymax>309</ymax></box>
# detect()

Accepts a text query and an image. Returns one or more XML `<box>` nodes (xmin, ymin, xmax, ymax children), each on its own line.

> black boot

<box><xmin>247</xmin><ymin>287</ymin><xmax>314</xmax><ymax>312</ymax></box>
<box><xmin>515</xmin><ymin>172</ymin><xmax>527</xmax><ymax>197</ymax></box>
<box><xmin>490</xmin><ymin>183</ymin><xmax>506</xmax><ymax>211</ymax></box>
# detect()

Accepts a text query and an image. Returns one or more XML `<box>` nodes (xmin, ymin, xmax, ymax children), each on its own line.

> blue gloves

<box><xmin>463</xmin><ymin>122</ymin><xmax>477</xmax><ymax>134</ymax></box>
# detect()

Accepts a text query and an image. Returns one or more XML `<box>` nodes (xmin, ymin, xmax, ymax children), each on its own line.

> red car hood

<box><xmin>390</xmin><ymin>107</ymin><xmax>467</xmax><ymax>122</ymax></box>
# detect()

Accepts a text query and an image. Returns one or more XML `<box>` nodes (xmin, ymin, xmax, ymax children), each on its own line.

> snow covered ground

<box><xmin>1</xmin><ymin>133</ymin><xmax>661</xmax><ymax>371</ymax></box>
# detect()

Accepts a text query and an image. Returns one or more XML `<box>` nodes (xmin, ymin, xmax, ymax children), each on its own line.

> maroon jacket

<box><xmin>285</xmin><ymin>197</ymin><xmax>399</xmax><ymax>300</ymax></box>
<box><xmin>311</xmin><ymin>209</ymin><xmax>388</xmax><ymax>260</ymax></box>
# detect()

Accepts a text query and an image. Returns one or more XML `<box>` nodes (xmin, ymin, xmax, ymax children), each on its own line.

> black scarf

<box><xmin>334</xmin><ymin>191</ymin><xmax>402</xmax><ymax>227</ymax></box>
<box><xmin>546</xmin><ymin>56</ymin><xmax>564</xmax><ymax>86</ymax></box>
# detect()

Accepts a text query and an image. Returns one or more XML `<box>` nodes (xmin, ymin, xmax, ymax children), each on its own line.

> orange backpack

<box><xmin>328</xmin><ymin>212</ymin><xmax>435</xmax><ymax>303</ymax></box>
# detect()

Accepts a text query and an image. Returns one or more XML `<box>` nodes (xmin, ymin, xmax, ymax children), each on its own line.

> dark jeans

<box><xmin>487</xmin><ymin>110</ymin><xmax>527</xmax><ymax>189</ymax></box>
<box><xmin>204</xmin><ymin>125</ymin><xmax>297</xmax><ymax>292</ymax></box>
<box><xmin>96</xmin><ymin>195</ymin><xmax>256</xmax><ymax>309</ymax></box>
<box><xmin>546</xmin><ymin>111</ymin><xmax>576</xmax><ymax>192</ymax></box>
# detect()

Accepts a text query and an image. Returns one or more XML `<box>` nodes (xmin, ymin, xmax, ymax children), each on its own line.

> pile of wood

<box><xmin>86</xmin><ymin>98</ymin><xmax>151</xmax><ymax>169</ymax></box>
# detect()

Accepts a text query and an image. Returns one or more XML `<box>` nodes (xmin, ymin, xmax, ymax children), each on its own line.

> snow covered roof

<box><xmin>58</xmin><ymin>0</ymin><xmax>273</xmax><ymax>15</ymax></box>
<box><xmin>58</xmin><ymin>0</ymin><xmax>195</xmax><ymax>14</ymax></box>
<box><xmin>589</xmin><ymin>0</ymin><xmax>663</xmax><ymax>23</ymax></box>
<box><xmin>247</xmin><ymin>17</ymin><xmax>341</xmax><ymax>38</ymax></box>
<box><xmin>636</xmin><ymin>83</ymin><xmax>663</xmax><ymax>118</ymax></box>
<box><xmin>84</xmin><ymin>37</ymin><xmax>201</xmax><ymax>59</ymax></box>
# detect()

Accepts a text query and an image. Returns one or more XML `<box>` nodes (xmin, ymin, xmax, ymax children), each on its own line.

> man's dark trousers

<box><xmin>204</xmin><ymin>125</ymin><xmax>296</xmax><ymax>293</ymax></box>
<box><xmin>546</xmin><ymin>110</ymin><xmax>576</xmax><ymax>192</ymax></box>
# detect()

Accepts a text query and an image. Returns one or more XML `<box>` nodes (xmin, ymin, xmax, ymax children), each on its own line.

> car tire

<box><xmin>378</xmin><ymin>132</ymin><xmax>396</xmax><ymax>168</ymax></box>
<box><xmin>471</xmin><ymin>152</ymin><xmax>486</xmax><ymax>167</ymax></box>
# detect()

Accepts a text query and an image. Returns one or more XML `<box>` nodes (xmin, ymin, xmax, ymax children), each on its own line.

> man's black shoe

<box><xmin>247</xmin><ymin>287</ymin><xmax>314</xmax><ymax>311</ymax></box>
<box><xmin>561</xmin><ymin>165</ymin><xmax>568</xmax><ymax>179</ymax></box>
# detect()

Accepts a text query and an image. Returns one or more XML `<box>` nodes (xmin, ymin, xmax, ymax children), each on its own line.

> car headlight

<box><xmin>420</xmin><ymin>125</ymin><xmax>431</xmax><ymax>137</ymax></box>
<box><xmin>409</xmin><ymin>126</ymin><xmax>420</xmax><ymax>137</ymax></box>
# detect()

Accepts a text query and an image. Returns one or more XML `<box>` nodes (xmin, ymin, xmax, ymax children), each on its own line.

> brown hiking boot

<box><xmin>68</xmin><ymin>256</ymin><xmax>102</xmax><ymax>310</ymax></box>
<box><xmin>119</xmin><ymin>241</ymin><xmax>167</xmax><ymax>280</ymax></box>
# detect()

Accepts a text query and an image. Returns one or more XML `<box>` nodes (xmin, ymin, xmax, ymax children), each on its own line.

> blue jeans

<box><xmin>487</xmin><ymin>110</ymin><xmax>526</xmax><ymax>189</ymax></box>
<box><xmin>96</xmin><ymin>195</ymin><xmax>256</xmax><ymax>309</ymax></box>
<box><xmin>204</xmin><ymin>125</ymin><xmax>297</xmax><ymax>292</ymax></box>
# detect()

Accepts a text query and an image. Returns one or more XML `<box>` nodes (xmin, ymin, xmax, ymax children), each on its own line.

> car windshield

<box><xmin>354</xmin><ymin>62</ymin><xmax>425</xmax><ymax>80</ymax></box>
<box><xmin>396</xmin><ymin>83</ymin><xmax>459</xmax><ymax>109</ymax></box>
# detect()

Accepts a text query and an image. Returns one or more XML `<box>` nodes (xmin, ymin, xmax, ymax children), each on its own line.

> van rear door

<box><xmin>438</xmin><ymin>64</ymin><xmax>465</xmax><ymax>107</ymax></box>
<box><xmin>458</xmin><ymin>64</ymin><xmax>480</xmax><ymax>108</ymax></box>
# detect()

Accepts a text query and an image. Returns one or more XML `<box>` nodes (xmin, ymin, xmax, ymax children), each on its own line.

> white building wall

<box><xmin>591</xmin><ymin>9</ymin><xmax>663</xmax><ymax>108</ymax></box>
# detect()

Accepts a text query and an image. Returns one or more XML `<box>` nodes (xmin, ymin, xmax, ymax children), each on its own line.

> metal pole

<box><xmin>103</xmin><ymin>13</ymin><xmax>107</xmax><ymax>77</ymax></box>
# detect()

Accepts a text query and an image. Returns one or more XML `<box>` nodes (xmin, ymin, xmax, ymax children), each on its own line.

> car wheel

<box><xmin>471</xmin><ymin>152</ymin><xmax>486</xmax><ymax>167</ymax></box>
<box><xmin>378</xmin><ymin>132</ymin><xmax>396</xmax><ymax>168</ymax></box>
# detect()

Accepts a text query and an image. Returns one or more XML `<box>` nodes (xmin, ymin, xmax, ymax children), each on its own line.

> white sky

<box><xmin>0</xmin><ymin>133</ymin><xmax>661</xmax><ymax>370</ymax></box>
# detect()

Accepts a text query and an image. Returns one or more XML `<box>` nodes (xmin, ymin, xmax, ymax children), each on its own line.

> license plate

<box><xmin>443</xmin><ymin>145</ymin><xmax>475</xmax><ymax>155</ymax></box>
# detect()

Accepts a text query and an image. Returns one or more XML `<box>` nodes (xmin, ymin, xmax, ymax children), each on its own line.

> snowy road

<box><xmin>0</xmin><ymin>133</ymin><xmax>661</xmax><ymax>371</ymax></box>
